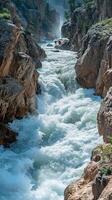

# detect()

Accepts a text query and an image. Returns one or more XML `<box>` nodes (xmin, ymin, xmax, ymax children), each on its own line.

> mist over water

<box><xmin>48</xmin><ymin>0</ymin><xmax>68</xmax><ymax>37</ymax></box>
<box><xmin>0</xmin><ymin>45</ymin><xmax>102</xmax><ymax>200</ymax></box>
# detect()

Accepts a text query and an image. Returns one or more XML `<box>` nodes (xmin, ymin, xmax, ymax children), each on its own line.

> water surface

<box><xmin>0</xmin><ymin>45</ymin><xmax>101</xmax><ymax>200</ymax></box>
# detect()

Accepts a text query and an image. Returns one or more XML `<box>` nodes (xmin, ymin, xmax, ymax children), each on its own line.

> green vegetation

<box><xmin>0</xmin><ymin>8</ymin><xmax>11</xmax><ymax>20</ymax></box>
<box><xmin>96</xmin><ymin>18</ymin><xmax>112</xmax><ymax>28</ymax></box>
<box><xmin>93</xmin><ymin>144</ymin><xmax>112</xmax><ymax>163</ymax></box>
<box><xmin>99</xmin><ymin>166</ymin><xmax>112</xmax><ymax>176</ymax></box>
<box><xmin>88</xmin><ymin>18</ymin><xmax>112</xmax><ymax>40</ymax></box>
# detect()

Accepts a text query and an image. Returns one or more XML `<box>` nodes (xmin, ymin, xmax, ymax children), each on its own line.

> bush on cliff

<box><xmin>99</xmin><ymin>166</ymin><xmax>112</xmax><ymax>176</ymax></box>
<box><xmin>93</xmin><ymin>144</ymin><xmax>112</xmax><ymax>163</ymax></box>
<box><xmin>0</xmin><ymin>8</ymin><xmax>11</xmax><ymax>20</ymax></box>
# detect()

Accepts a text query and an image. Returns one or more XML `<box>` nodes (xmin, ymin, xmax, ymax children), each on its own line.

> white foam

<box><xmin>0</xmin><ymin>45</ymin><xmax>102</xmax><ymax>200</ymax></box>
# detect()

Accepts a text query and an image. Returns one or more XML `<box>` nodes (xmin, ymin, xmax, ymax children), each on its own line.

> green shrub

<box><xmin>93</xmin><ymin>144</ymin><xmax>112</xmax><ymax>163</ymax></box>
<box><xmin>0</xmin><ymin>8</ymin><xmax>11</xmax><ymax>20</ymax></box>
<box><xmin>99</xmin><ymin>166</ymin><xmax>112</xmax><ymax>176</ymax></box>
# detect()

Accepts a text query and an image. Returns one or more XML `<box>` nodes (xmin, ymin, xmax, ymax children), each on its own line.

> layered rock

<box><xmin>98</xmin><ymin>87</ymin><xmax>112</xmax><ymax>143</ymax></box>
<box><xmin>0</xmin><ymin>19</ymin><xmax>44</xmax><ymax>121</ymax></box>
<box><xmin>65</xmin><ymin>144</ymin><xmax>112</xmax><ymax>200</ymax></box>
<box><xmin>75</xmin><ymin>19</ymin><xmax>112</xmax><ymax>94</ymax></box>
<box><xmin>0</xmin><ymin>122</ymin><xmax>17</xmax><ymax>147</ymax></box>
<box><xmin>11</xmin><ymin>0</ymin><xmax>60</xmax><ymax>40</ymax></box>
<box><xmin>96</xmin><ymin>0</ymin><xmax>112</xmax><ymax>20</ymax></box>
<box><xmin>0</xmin><ymin>2</ymin><xmax>46</xmax><ymax>146</ymax></box>
<box><xmin>62</xmin><ymin>0</ymin><xmax>112</xmax><ymax>50</ymax></box>
<box><xmin>62</xmin><ymin>0</ymin><xmax>98</xmax><ymax>50</ymax></box>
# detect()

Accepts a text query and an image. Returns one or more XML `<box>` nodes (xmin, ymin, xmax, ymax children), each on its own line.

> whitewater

<box><xmin>0</xmin><ymin>44</ymin><xmax>102</xmax><ymax>200</ymax></box>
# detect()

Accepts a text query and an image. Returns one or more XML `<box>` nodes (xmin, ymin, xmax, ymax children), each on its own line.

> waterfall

<box><xmin>47</xmin><ymin>0</ymin><xmax>68</xmax><ymax>37</ymax></box>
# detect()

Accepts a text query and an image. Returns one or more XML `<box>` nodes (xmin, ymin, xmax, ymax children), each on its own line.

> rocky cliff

<box><xmin>0</xmin><ymin>0</ymin><xmax>47</xmax><ymax>146</ymax></box>
<box><xmin>64</xmin><ymin>0</ymin><xmax>112</xmax><ymax>199</ymax></box>
<box><xmin>76</xmin><ymin>19</ymin><xmax>112</xmax><ymax>95</ymax></box>
<box><xmin>62</xmin><ymin>0</ymin><xmax>112</xmax><ymax>50</ymax></box>
<box><xmin>62</xmin><ymin>0</ymin><xmax>98</xmax><ymax>50</ymax></box>
<box><xmin>12</xmin><ymin>0</ymin><xmax>60</xmax><ymax>40</ymax></box>
<box><xmin>65</xmin><ymin>144</ymin><xmax>112</xmax><ymax>200</ymax></box>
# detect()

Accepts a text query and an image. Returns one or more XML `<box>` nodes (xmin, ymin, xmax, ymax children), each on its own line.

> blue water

<box><xmin>0</xmin><ymin>45</ymin><xmax>102</xmax><ymax>200</ymax></box>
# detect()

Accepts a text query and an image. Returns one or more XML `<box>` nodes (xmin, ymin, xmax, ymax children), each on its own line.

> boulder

<box><xmin>55</xmin><ymin>38</ymin><xmax>70</xmax><ymax>50</ymax></box>
<box><xmin>0</xmin><ymin>123</ymin><xmax>17</xmax><ymax>147</ymax></box>
<box><xmin>64</xmin><ymin>144</ymin><xmax>112</xmax><ymax>200</ymax></box>
<box><xmin>64</xmin><ymin>161</ymin><xmax>98</xmax><ymax>200</ymax></box>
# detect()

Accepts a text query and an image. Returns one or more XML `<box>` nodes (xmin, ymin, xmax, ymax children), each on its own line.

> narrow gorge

<box><xmin>0</xmin><ymin>0</ymin><xmax>112</xmax><ymax>200</ymax></box>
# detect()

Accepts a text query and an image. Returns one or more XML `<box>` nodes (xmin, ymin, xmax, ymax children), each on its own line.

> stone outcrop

<box><xmin>75</xmin><ymin>19</ymin><xmax>112</xmax><ymax>94</ymax></box>
<box><xmin>54</xmin><ymin>38</ymin><xmax>70</xmax><ymax>50</ymax></box>
<box><xmin>64</xmin><ymin>161</ymin><xmax>98</xmax><ymax>200</ymax></box>
<box><xmin>0</xmin><ymin>1</ymin><xmax>47</xmax><ymax>146</ymax></box>
<box><xmin>0</xmin><ymin>19</ymin><xmax>44</xmax><ymax>122</ymax></box>
<box><xmin>98</xmin><ymin>87</ymin><xmax>112</xmax><ymax>143</ymax></box>
<box><xmin>65</xmin><ymin>144</ymin><xmax>112</xmax><ymax>200</ymax></box>
<box><xmin>11</xmin><ymin>0</ymin><xmax>60</xmax><ymax>41</ymax></box>
<box><xmin>96</xmin><ymin>0</ymin><xmax>112</xmax><ymax>20</ymax></box>
<box><xmin>97</xmin><ymin>35</ymin><xmax>112</xmax><ymax>143</ymax></box>
<box><xmin>0</xmin><ymin>123</ymin><xmax>17</xmax><ymax>147</ymax></box>
<box><xmin>62</xmin><ymin>1</ymin><xmax>98</xmax><ymax>50</ymax></box>
<box><xmin>62</xmin><ymin>0</ymin><xmax>112</xmax><ymax>51</ymax></box>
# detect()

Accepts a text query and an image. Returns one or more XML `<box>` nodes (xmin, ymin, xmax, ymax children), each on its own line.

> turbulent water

<box><xmin>0</xmin><ymin>44</ymin><xmax>102</xmax><ymax>200</ymax></box>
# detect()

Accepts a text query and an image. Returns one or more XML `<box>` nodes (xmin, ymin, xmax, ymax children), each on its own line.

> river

<box><xmin>0</xmin><ymin>44</ymin><xmax>101</xmax><ymax>200</ymax></box>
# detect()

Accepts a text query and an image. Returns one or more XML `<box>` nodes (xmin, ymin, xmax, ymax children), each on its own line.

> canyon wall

<box><xmin>62</xmin><ymin>0</ymin><xmax>112</xmax><ymax>50</ymax></box>
<box><xmin>11</xmin><ymin>0</ymin><xmax>60</xmax><ymax>40</ymax></box>
<box><xmin>63</xmin><ymin>0</ymin><xmax>112</xmax><ymax>199</ymax></box>
<box><xmin>0</xmin><ymin>0</ymin><xmax>59</xmax><ymax>146</ymax></box>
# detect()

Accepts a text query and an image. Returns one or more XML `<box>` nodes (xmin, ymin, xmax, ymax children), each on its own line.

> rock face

<box><xmin>54</xmin><ymin>38</ymin><xmax>70</xmax><ymax>50</ymax></box>
<box><xmin>0</xmin><ymin>123</ymin><xmax>17</xmax><ymax>147</ymax></box>
<box><xmin>98</xmin><ymin>87</ymin><xmax>112</xmax><ymax>143</ymax></box>
<box><xmin>64</xmin><ymin>161</ymin><xmax>98</xmax><ymax>200</ymax></box>
<box><xmin>65</xmin><ymin>144</ymin><xmax>112</xmax><ymax>200</ymax></box>
<box><xmin>97</xmin><ymin>36</ymin><xmax>112</xmax><ymax>142</ymax></box>
<box><xmin>62</xmin><ymin>0</ymin><xmax>112</xmax><ymax>50</ymax></box>
<box><xmin>96</xmin><ymin>0</ymin><xmax>112</xmax><ymax>20</ymax></box>
<box><xmin>0</xmin><ymin>19</ymin><xmax>44</xmax><ymax>122</ymax></box>
<box><xmin>11</xmin><ymin>0</ymin><xmax>60</xmax><ymax>40</ymax></box>
<box><xmin>64</xmin><ymin>0</ymin><xmax>112</xmax><ymax>199</ymax></box>
<box><xmin>0</xmin><ymin>1</ymin><xmax>47</xmax><ymax>145</ymax></box>
<box><xmin>62</xmin><ymin>1</ymin><xmax>98</xmax><ymax>50</ymax></box>
<box><xmin>76</xmin><ymin>19</ymin><xmax>112</xmax><ymax>94</ymax></box>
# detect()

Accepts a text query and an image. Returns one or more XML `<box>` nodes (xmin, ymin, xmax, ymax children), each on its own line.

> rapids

<box><xmin>0</xmin><ymin>44</ymin><xmax>102</xmax><ymax>200</ymax></box>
